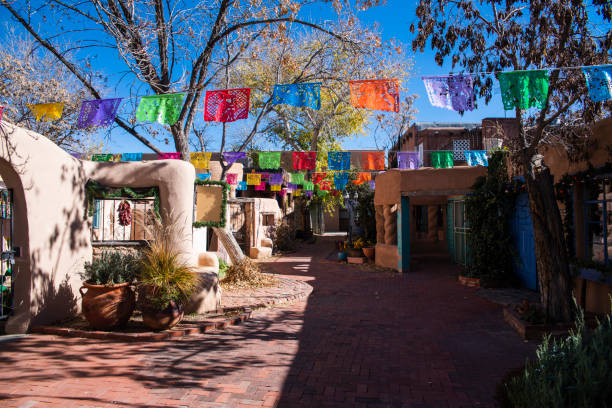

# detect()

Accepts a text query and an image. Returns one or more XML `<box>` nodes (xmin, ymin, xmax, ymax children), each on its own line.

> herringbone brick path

<box><xmin>0</xmin><ymin>238</ymin><xmax>535</xmax><ymax>407</ymax></box>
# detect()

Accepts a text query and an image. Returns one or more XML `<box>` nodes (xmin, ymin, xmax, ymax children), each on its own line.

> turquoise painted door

<box><xmin>447</xmin><ymin>198</ymin><xmax>470</xmax><ymax>266</ymax></box>
<box><xmin>510</xmin><ymin>193</ymin><xmax>538</xmax><ymax>290</ymax></box>
<box><xmin>447</xmin><ymin>202</ymin><xmax>455</xmax><ymax>261</ymax></box>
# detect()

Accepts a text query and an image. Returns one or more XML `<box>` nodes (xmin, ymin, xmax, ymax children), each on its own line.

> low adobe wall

<box><xmin>0</xmin><ymin>123</ymin><xmax>218</xmax><ymax>334</ymax></box>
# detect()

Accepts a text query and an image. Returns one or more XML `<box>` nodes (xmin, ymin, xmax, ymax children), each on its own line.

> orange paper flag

<box><xmin>349</xmin><ymin>79</ymin><xmax>399</xmax><ymax>112</ymax></box>
<box><xmin>362</xmin><ymin>152</ymin><xmax>385</xmax><ymax>170</ymax></box>
<box><xmin>353</xmin><ymin>172</ymin><xmax>372</xmax><ymax>185</ymax></box>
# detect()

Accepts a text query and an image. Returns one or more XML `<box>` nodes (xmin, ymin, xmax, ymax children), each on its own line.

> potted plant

<box><xmin>347</xmin><ymin>237</ymin><xmax>366</xmax><ymax>257</ymax></box>
<box><xmin>336</xmin><ymin>240</ymin><xmax>348</xmax><ymax>261</ymax></box>
<box><xmin>80</xmin><ymin>251</ymin><xmax>139</xmax><ymax>330</ymax></box>
<box><xmin>362</xmin><ymin>240</ymin><xmax>375</xmax><ymax>262</ymax></box>
<box><xmin>138</xmin><ymin>219</ymin><xmax>200</xmax><ymax>331</ymax></box>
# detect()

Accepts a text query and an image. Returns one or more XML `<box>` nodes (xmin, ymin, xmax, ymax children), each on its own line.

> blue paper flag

<box><xmin>237</xmin><ymin>181</ymin><xmax>247</xmax><ymax>191</ymax></box>
<box><xmin>272</xmin><ymin>83</ymin><xmax>321</xmax><ymax>110</ymax></box>
<box><xmin>333</xmin><ymin>173</ymin><xmax>349</xmax><ymax>190</ymax></box>
<box><xmin>464</xmin><ymin>151</ymin><xmax>488</xmax><ymax>167</ymax></box>
<box><xmin>121</xmin><ymin>153</ymin><xmax>142</xmax><ymax>162</ymax></box>
<box><xmin>328</xmin><ymin>151</ymin><xmax>351</xmax><ymax>171</ymax></box>
<box><xmin>197</xmin><ymin>173</ymin><xmax>211</xmax><ymax>181</ymax></box>
<box><xmin>582</xmin><ymin>65</ymin><xmax>612</xmax><ymax>102</ymax></box>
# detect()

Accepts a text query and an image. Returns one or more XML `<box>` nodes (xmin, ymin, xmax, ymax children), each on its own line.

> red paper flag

<box><xmin>319</xmin><ymin>180</ymin><xmax>332</xmax><ymax>190</ymax></box>
<box><xmin>0</xmin><ymin>106</ymin><xmax>4</xmax><ymax>122</ymax></box>
<box><xmin>349</xmin><ymin>79</ymin><xmax>400</xmax><ymax>112</ymax></box>
<box><xmin>204</xmin><ymin>88</ymin><xmax>250</xmax><ymax>122</ymax></box>
<box><xmin>353</xmin><ymin>172</ymin><xmax>372</xmax><ymax>185</ymax></box>
<box><xmin>362</xmin><ymin>152</ymin><xmax>385</xmax><ymax>170</ymax></box>
<box><xmin>293</xmin><ymin>151</ymin><xmax>316</xmax><ymax>170</ymax></box>
<box><xmin>313</xmin><ymin>172</ymin><xmax>328</xmax><ymax>185</ymax></box>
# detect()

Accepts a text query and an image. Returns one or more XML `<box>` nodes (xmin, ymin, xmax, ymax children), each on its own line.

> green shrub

<box><xmin>218</xmin><ymin>258</ymin><xmax>229</xmax><ymax>279</ymax></box>
<box><xmin>81</xmin><ymin>251</ymin><xmax>139</xmax><ymax>285</ymax></box>
<box><xmin>505</xmin><ymin>303</ymin><xmax>612</xmax><ymax>407</ymax></box>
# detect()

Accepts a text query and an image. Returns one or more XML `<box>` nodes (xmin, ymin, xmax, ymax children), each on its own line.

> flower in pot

<box><xmin>362</xmin><ymin>240</ymin><xmax>375</xmax><ymax>261</ymax></box>
<box><xmin>337</xmin><ymin>241</ymin><xmax>348</xmax><ymax>261</ymax></box>
<box><xmin>346</xmin><ymin>237</ymin><xmax>366</xmax><ymax>257</ymax></box>
<box><xmin>80</xmin><ymin>251</ymin><xmax>139</xmax><ymax>330</ymax></box>
<box><xmin>137</xmin><ymin>219</ymin><xmax>200</xmax><ymax>331</ymax></box>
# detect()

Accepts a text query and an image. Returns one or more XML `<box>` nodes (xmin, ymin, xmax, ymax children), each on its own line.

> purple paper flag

<box><xmin>305</xmin><ymin>191</ymin><xmax>314</xmax><ymax>198</ymax></box>
<box><xmin>223</xmin><ymin>151</ymin><xmax>246</xmax><ymax>165</ymax></box>
<box><xmin>287</xmin><ymin>183</ymin><xmax>299</xmax><ymax>192</ymax></box>
<box><xmin>78</xmin><ymin>98</ymin><xmax>122</xmax><ymax>129</ymax></box>
<box><xmin>269</xmin><ymin>173</ymin><xmax>284</xmax><ymax>185</ymax></box>
<box><xmin>397</xmin><ymin>152</ymin><xmax>420</xmax><ymax>169</ymax></box>
<box><xmin>423</xmin><ymin>75</ymin><xmax>474</xmax><ymax>112</ymax></box>
<box><xmin>369</xmin><ymin>180</ymin><xmax>376</xmax><ymax>190</ymax></box>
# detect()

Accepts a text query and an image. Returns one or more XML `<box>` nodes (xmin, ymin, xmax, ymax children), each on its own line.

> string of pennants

<box><xmin>75</xmin><ymin>148</ymin><xmax>489</xmax><ymax>198</ymax></box>
<box><xmin>1</xmin><ymin>65</ymin><xmax>609</xmax><ymax>126</ymax></box>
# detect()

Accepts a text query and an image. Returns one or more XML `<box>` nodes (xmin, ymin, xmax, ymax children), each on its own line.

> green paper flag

<box><xmin>496</xmin><ymin>70</ymin><xmax>549</xmax><ymax>110</ymax></box>
<box><xmin>317</xmin><ymin>189</ymin><xmax>328</xmax><ymax>197</ymax></box>
<box><xmin>136</xmin><ymin>93</ymin><xmax>185</xmax><ymax>125</ymax></box>
<box><xmin>91</xmin><ymin>154</ymin><xmax>113</xmax><ymax>162</ymax></box>
<box><xmin>291</xmin><ymin>173</ymin><xmax>305</xmax><ymax>185</ymax></box>
<box><xmin>303</xmin><ymin>181</ymin><xmax>314</xmax><ymax>191</ymax></box>
<box><xmin>258</xmin><ymin>152</ymin><xmax>281</xmax><ymax>169</ymax></box>
<box><xmin>431</xmin><ymin>151</ymin><xmax>453</xmax><ymax>168</ymax></box>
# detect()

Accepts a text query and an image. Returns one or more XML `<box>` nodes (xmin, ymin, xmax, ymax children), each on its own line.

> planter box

<box><xmin>503</xmin><ymin>307</ymin><xmax>574</xmax><ymax>340</ymax></box>
<box><xmin>347</xmin><ymin>256</ymin><xmax>366</xmax><ymax>264</ymax></box>
<box><xmin>458</xmin><ymin>275</ymin><xmax>481</xmax><ymax>288</ymax></box>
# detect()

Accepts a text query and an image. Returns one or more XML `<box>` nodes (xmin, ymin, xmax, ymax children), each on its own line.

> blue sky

<box><xmin>2</xmin><ymin>0</ymin><xmax>512</xmax><ymax>153</ymax></box>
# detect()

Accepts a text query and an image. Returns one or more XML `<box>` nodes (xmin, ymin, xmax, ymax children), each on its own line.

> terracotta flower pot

<box><xmin>362</xmin><ymin>247</ymin><xmax>375</xmax><ymax>261</ymax></box>
<box><xmin>346</xmin><ymin>248</ymin><xmax>363</xmax><ymax>257</ymax></box>
<box><xmin>142</xmin><ymin>301</ymin><xmax>184</xmax><ymax>331</ymax></box>
<box><xmin>80</xmin><ymin>282</ymin><xmax>135</xmax><ymax>330</ymax></box>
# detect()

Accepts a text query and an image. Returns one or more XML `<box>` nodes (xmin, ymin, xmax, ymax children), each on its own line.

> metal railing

<box><xmin>91</xmin><ymin>198</ymin><xmax>156</xmax><ymax>244</ymax></box>
<box><xmin>0</xmin><ymin>189</ymin><xmax>14</xmax><ymax>320</ymax></box>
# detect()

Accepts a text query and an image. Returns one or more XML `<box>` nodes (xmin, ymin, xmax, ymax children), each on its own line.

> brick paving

<box><xmin>0</xmin><ymin>238</ymin><xmax>535</xmax><ymax>407</ymax></box>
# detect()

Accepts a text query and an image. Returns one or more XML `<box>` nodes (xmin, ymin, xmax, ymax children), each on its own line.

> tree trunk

<box><xmin>213</xmin><ymin>227</ymin><xmax>245</xmax><ymax>264</ymax></box>
<box><xmin>525</xmin><ymin>167</ymin><xmax>573</xmax><ymax>322</ymax></box>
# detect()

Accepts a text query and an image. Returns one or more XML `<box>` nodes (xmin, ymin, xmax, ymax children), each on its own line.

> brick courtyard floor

<box><xmin>0</xmin><ymin>237</ymin><xmax>535</xmax><ymax>407</ymax></box>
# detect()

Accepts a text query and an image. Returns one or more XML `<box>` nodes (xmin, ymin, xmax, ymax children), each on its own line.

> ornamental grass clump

<box><xmin>138</xmin><ymin>217</ymin><xmax>200</xmax><ymax>311</ymax></box>
<box><xmin>504</xmin><ymin>302</ymin><xmax>612</xmax><ymax>407</ymax></box>
<box><xmin>221</xmin><ymin>257</ymin><xmax>276</xmax><ymax>289</ymax></box>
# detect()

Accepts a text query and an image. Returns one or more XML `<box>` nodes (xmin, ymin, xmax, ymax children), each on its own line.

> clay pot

<box><xmin>338</xmin><ymin>251</ymin><xmax>348</xmax><ymax>261</ymax></box>
<box><xmin>346</xmin><ymin>247</ymin><xmax>363</xmax><ymax>257</ymax></box>
<box><xmin>80</xmin><ymin>282</ymin><xmax>135</xmax><ymax>330</ymax></box>
<box><xmin>362</xmin><ymin>247</ymin><xmax>375</xmax><ymax>261</ymax></box>
<box><xmin>142</xmin><ymin>301</ymin><xmax>184</xmax><ymax>331</ymax></box>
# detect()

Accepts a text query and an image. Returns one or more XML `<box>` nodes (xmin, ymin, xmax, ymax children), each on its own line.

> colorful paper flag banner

<box><xmin>226</xmin><ymin>173</ymin><xmax>238</xmax><ymax>185</ymax></box>
<box><xmin>269</xmin><ymin>173</ymin><xmax>284</xmax><ymax>185</ymax></box>
<box><xmin>582</xmin><ymin>65</ymin><xmax>612</xmax><ymax>102</ymax></box>
<box><xmin>246</xmin><ymin>173</ymin><xmax>262</xmax><ymax>185</ymax></box>
<box><xmin>464</xmin><ymin>151</ymin><xmax>488</xmax><ymax>167</ymax></box>
<box><xmin>136</xmin><ymin>93</ymin><xmax>184</xmax><ymax>125</ymax></box>
<box><xmin>159</xmin><ymin>152</ymin><xmax>181</xmax><ymax>160</ymax></box>
<box><xmin>305</xmin><ymin>190</ymin><xmax>314</xmax><ymax>198</ymax></box>
<box><xmin>287</xmin><ymin>183</ymin><xmax>299</xmax><ymax>192</ymax></box>
<box><xmin>279</xmin><ymin>188</ymin><xmax>287</xmax><ymax>197</ymax></box>
<box><xmin>28</xmin><ymin>103</ymin><xmax>64</xmax><ymax>122</ymax></box>
<box><xmin>204</xmin><ymin>88</ymin><xmax>250</xmax><ymax>122</ymax></box>
<box><xmin>397</xmin><ymin>152</ymin><xmax>419</xmax><ymax>169</ymax></box>
<box><xmin>422</xmin><ymin>75</ymin><xmax>475</xmax><ymax>112</ymax></box>
<box><xmin>272</xmin><ymin>83</ymin><xmax>321</xmax><ymax>110</ymax></box>
<box><xmin>260</xmin><ymin>172</ymin><xmax>270</xmax><ymax>182</ymax></box>
<box><xmin>369</xmin><ymin>180</ymin><xmax>376</xmax><ymax>190</ymax></box>
<box><xmin>303</xmin><ymin>181</ymin><xmax>314</xmax><ymax>191</ymax></box>
<box><xmin>496</xmin><ymin>70</ymin><xmax>549</xmax><ymax>110</ymax></box>
<box><xmin>91</xmin><ymin>154</ymin><xmax>113</xmax><ymax>162</ymax></box>
<box><xmin>78</xmin><ymin>98</ymin><xmax>122</xmax><ymax>128</ymax></box>
<box><xmin>319</xmin><ymin>180</ymin><xmax>332</xmax><ymax>190</ymax></box>
<box><xmin>291</xmin><ymin>173</ymin><xmax>304</xmax><ymax>185</ymax></box>
<box><xmin>190</xmin><ymin>152</ymin><xmax>212</xmax><ymax>169</ymax></box>
<box><xmin>349</xmin><ymin>79</ymin><xmax>399</xmax><ymax>112</ymax></box>
<box><xmin>313</xmin><ymin>172</ymin><xmax>327</xmax><ymax>185</ymax></box>
<box><xmin>121</xmin><ymin>153</ymin><xmax>142</xmax><ymax>161</ymax></box>
<box><xmin>0</xmin><ymin>106</ymin><xmax>4</xmax><ymax>122</ymax></box>
<box><xmin>197</xmin><ymin>173</ymin><xmax>211</xmax><ymax>181</ymax></box>
<box><xmin>362</xmin><ymin>152</ymin><xmax>385</xmax><ymax>170</ymax></box>
<box><xmin>431</xmin><ymin>151</ymin><xmax>454</xmax><ymax>168</ymax></box>
<box><xmin>316</xmin><ymin>189</ymin><xmax>328</xmax><ymax>197</ymax></box>
<box><xmin>254</xmin><ymin>181</ymin><xmax>266</xmax><ymax>191</ymax></box>
<box><xmin>71</xmin><ymin>153</ymin><xmax>81</xmax><ymax>159</ymax></box>
<box><xmin>333</xmin><ymin>173</ymin><xmax>349</xmax><ymax>190</ymax></box>
<box><xmin>237</xmin><ymin>181</ymin><xmax>247</xmax><ymax>191</ymax></box>
<box><xmin>294</xmin><ymin>189</ymin><xmax>303</xmax><ymax>197</ymax></box>
<box><xmin>223</xmin><ymin>151</ymin><xmax>246</xmax><ymax>165</ymax></box>
<box><xmin>258</xmin><ymin>152</ymin><xmax>281</xmax><ymax>169</ymax></box>
<box><xmin>353</xmin><ymin>172</ymin><xmax>372</xmax><ymax>185</ymax></box>
<box><xmin>328</xmin><ymin>151</ymin><xmax>351</xmax><ymax>171</ymax></box>
<box><xmin>270</xmin><ymin>184</ymin><xmax>281</xmax><ymax>191</ymax></box>
<box><xmin>293</xmin><ymin>152</ymin><xmax>316</xmax><ymax>170</ymax></box>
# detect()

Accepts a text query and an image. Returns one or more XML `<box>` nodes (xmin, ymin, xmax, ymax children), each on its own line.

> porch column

<box><xmin>397</xmin><ymin>196</ymin><xmax>410</xmax><ymax>273</ymax></box>
<box><xmin>383</xmin><ymin>204</ymin><xmax>397</xmax><ymax>245</ymax></box>
<box><xmin>375</xmin><ymin>205</ymin><xmax>385</xmax><ymax>244</ymax></box>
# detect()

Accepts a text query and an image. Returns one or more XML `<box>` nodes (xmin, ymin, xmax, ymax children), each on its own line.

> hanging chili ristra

<box><xmin>118</xmin><ymin>200</ymin><xmax>132</xmax><ymax>226</ymax></box>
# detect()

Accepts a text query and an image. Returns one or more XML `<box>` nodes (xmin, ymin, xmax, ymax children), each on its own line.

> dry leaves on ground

<box><xmin>221</xmin><ymin>258</ymin><xmax>278</xmax><ymax>289</ymax></box>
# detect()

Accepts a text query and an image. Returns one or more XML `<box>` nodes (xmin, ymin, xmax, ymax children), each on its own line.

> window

<box><xmin>584</xmin><ymin>177</ymin><xmax>612</xmax><ymax>265</ymax></box>
<box><xmin>91</xmin><ymin>198</ymin><xmax>156</xmax><ymax>242</ymax></box>
<box><xmin>262</xmin><ymin>213</ymin><xmax>275</xmax><ymax>226</ymax></box>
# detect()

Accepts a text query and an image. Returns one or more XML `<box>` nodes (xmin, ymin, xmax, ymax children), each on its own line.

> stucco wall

<box><xmin>0</xmin><ymin>123</ymin><xmax>218</xmax><ymax>334</ymax></box>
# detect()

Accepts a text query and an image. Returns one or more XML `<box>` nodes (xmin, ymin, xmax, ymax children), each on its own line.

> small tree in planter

<box><xmin>138</xmin><ymin>218</ymin><xmax>200</xmax><ymax>331</ymax></box>
<box><xmin>80</xmin><ymin>251</ymin><xmax>139</xmax><ymax>330</ymax></box>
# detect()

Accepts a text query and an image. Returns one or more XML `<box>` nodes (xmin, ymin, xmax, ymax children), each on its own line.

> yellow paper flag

<box><xmin>246</xmin><ymin>173</ymin><xmax>261</xmax><ymax>186</ymax></box>
<box><xmin>27</xmin><ymin>103</ymin><xmax>64</xmax><ymax>122</ymax></box>
<box><xmin>190</xmin><ymin>152</ymin><xmax>212</xmax><ymax>169</ymax></box>
<box><xmin>270</xmin><ymin>184</ymin><xmax>281</xmax><ymax>191</ymax></box>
